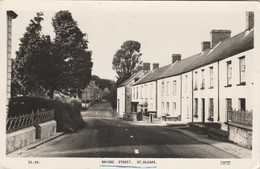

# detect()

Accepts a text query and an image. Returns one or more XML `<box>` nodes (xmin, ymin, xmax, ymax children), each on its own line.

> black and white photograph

<box><xmin>0</xmin><ymin>1</ymin><xmax>259</xmax><ymax>169</ymax></box>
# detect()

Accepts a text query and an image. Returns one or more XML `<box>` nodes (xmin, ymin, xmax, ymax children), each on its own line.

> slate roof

<box><xmin>134</xmin><ymin>29</ymin><xmax>254</xmax><ymax>85</ymax></box>
<box><xmin>118</xmin><ymin>70</ymin><xmax>145</xmax><ymax>87</ymax></box>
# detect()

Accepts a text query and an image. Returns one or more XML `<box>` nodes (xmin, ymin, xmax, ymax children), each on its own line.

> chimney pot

<box><xmin>153</xmin><ymin>63</ymin><xmax>159</xmax><ymax>70</ymax></box>
<box><xmin>172</xmin><ymin>54</ymin><xmax>181</xmax><ymax>64</ymax></box>
<box><xmin>201</xmin><ymin>41</ymin><xmax>211</xmax><ymax>51</ymax></box>
<box><xmin>143</xmin><ymin>63</ymin><xmax>150</xmax><ymax>71</ymax></box>
<box><xmin>211</xmin><ymin>30</ymin><xmax>231</xmax><ymax>48</ymax></box>
<box><xmin>246</xmin><ymin>11</ymin><xmax>254</xmax><ymax>30</ymax></box>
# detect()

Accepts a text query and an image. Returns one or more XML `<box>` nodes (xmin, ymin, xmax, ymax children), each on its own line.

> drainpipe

<box><xmin>155</xmin><ymin>81</ymin><xmax>158</xmax><ymax>115</ymax></box>
<box><xmin>191</xmin><ymin>71</ymin><xmax>194</xmax><ymax>122</ymax></box>
<box><xmin>180</xmin><ymin>75</ymin><xmax>182</xmax><ymax>121</ymax></box>
<box><xmin>218</xmin><ymin>61</ymin><xmax>220</xmax><ymax>121</ymax></box>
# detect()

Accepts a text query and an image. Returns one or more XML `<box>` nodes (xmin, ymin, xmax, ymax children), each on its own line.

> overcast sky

<box><xmin>6</xmin><ymin>1</ymin><xmax>255</xmax><ymax>80</ymax></box>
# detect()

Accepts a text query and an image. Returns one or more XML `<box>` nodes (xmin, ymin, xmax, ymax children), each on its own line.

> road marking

<box><xmin>130</xmin><ymin>135</ymin><xmax>133</xmax><ymax>138</ymax></box>
<box><xmin>125</xmin><ymin>129</ymin><xmax>128</xmax><ymax>131</ymax></box>
<box><xmin>95</xmin><ymin>111</ymin><xmax>98</xmax><ymax>115</ymax></box>
<box><xmin>134</xmin><ymin>149</ymin><xmax>139</xmax><ymax>154</ymax></box>
<box><xmin>118</xmin><ymin>125</ymin><xmax>121</xmax><ymax>126</ymax></box>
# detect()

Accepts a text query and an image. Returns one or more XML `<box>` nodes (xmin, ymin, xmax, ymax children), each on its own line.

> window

<box><xmin>161</xmin><ymin>82</ymin><xmax>164</xmax><ymax>96</ymax></box>
<box><xmin>173</xmin><ymin>102</ymin><xmax>176</xmax><ymax>115</ymax></box>
<box><xmin>167</xmin><ymin>81</ymin><xmax>169</xmax><ymax>95</ymax></box>
<box><xmin>226</xmin><ymin>99</ymin><xmax>232</xmax><ymax>121</ymax></box>
<box><xmin>166</xmin><ymin>102</ymin><xmax>169</xmax><ymax>115</ymax></box>
<box><xmin>145</xmin><ymin>84</ymin><xmax>148</xmax><ymax>99</ymax></box>
<box><xmin>239</xmin><ymin>98</ymin><xmax>246</xmax><ymax>111</ymax></box>
<box><xmin>150</xmin><ymin>83</ymin><xmax>153</xmax><ymax>98</ymax></box>
<box><xmin>173</xmin><ymin>80</ymin><xmax>177</xmax><ymax>95</ymax></box>
<box><xmin>227</xmin><ymin>61</ymin><xmax>232</xmax><ymax>86</ymax></box>
<box><xmin>201</xmin><ymin>69</ymin><xmax>205</xmax><ymax>89</ymax></box>
<box><xmin>194</xmin><ymin>71</ymin><xmax>198</xmax><ymax>90</ymax></box>
<box><xmin>208</xmin><ymin>98</ymin><xmax>214</xmax><ymax>121</ymax></box>
<box><xmin>209</xmin><ymin>67</ymin><xmax>214</xmax><ymax>88</ymax></box>
<box><xmin>136</xmin><ymin>87</ymin><xmax>138</xmax><ymax>99</ymax></box>
<box><xmin>141</xmin><ymin>86</ymin><xmax>143</xmax><ymax>98</ymax></box>
<box><xmin>161</xmin><ymin>102</ymin><xmax>164</xmax><ymax>114</ymax></box>
<box><xmin>133</xmin><ymin>87</ymin><xmax>135</xmax><ymax>99</ymax></box>
<box><xmin>185</xmin><ymin>75</ymin><xmax>188</xmax><ymax>92</ymax></box>
<box><xmin>194</xmin><ymin>98</ymin><xmax>198</xmax><ymax>117</ymax></box>
<box><xmin>239</xmin><ymin>57</ymin><xmax>246</xmax><ymax>84</ymax></box>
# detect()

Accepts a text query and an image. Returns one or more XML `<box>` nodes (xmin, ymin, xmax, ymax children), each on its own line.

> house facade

<box><xmin>128</xmin><ymin>12</ymin><xmax>254</xmax><ymax>128</ymax></box>
<box><xmin>0</xmin><ymin>11</ymin><xmax>18</xmax><ymax>114</ymax></box>
<box><xmin>117</xmin><ymin>63</ymin><xmax>151</xmax><ymax>116</ymax></box>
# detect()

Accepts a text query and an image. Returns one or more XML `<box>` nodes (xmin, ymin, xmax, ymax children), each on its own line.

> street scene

<box><xmin>9</xmin><ymin>102</ymin><xmax>239</xmax><ymax>158</ymax></box>
<box><xmin>2</xmin><ymin>2</ymin><xmax>258</xmax><ymax>169</ymax></box>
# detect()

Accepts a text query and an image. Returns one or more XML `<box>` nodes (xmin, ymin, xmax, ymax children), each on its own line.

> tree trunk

<box><xmin>49</xmin><ymin>88</ymin><xmax>54</xmax><ymax>99</ymax></box>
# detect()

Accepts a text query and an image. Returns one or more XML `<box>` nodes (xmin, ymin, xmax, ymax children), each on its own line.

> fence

<box><xmin>228</xmin><ymin>110</ymin><xmax>252</xmax><ymax>126</ymax></box>
<box><xmin>6</xmin><ymin>109</ymin><xmax>54</xmax><ymax>133</ymax></box>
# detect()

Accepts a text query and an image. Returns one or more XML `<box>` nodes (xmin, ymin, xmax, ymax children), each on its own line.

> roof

<box><xmin>134</xmin><ymin>64</ymin><xmax>172</xmax><ymax>85</ymax></box>
<box><xmin>118</xmin><ymin>70</ymin><xmax>145</xmax><ymax>87</ymax></box>
<box><xmin>134</xmin><ymin>29</ymin><xmax>254</xmax><ymax>85</ymax></box>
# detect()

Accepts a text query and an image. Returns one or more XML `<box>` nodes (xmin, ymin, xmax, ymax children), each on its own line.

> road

<box><xmin>15</xmin><ymin>102</ymin><xmax>237</xmax><ymax>158</ymax></box>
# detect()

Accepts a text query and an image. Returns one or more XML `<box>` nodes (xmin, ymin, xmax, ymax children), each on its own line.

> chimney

<box><xmin>153</xmin><ymin>63</ymin><xmax>159</xmax><ymax>70</ymax></box>
<box><xmin>201</xmin><ymin>41</ymin><xmax>211</xmax><ymax>51</ymax></box>
<box><xmin>211</xmin><ymin>30</ymin><xmax>231</xmax><ymax>48</ymax></box>
<box><xmin>246</xmin><ymin>11</ymin><xmax>254</xmax><ymax>30</ymax></box>
<box><xmin>137</xmin><ymin>65</ymin><xmax>143</xmax><ymax>71</ymax></box>
<box><xmin>143</xmin><ymin>63</ymin><xmax>150</xmax><ymax>71</ymax></box>
<box><xmin>172</xmin><ymin>54</ymin><xmax>181</xmax><ymax>64</ymax></box>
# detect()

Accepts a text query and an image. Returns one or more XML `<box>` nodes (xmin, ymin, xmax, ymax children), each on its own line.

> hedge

<box><xmin>8</xmin><ymin>96</ymin><xmax>84</xmax><ymax>132</ymax></box>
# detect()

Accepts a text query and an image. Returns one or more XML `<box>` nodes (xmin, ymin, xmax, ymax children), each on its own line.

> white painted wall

<box><xmin>157</xmin><ymin>76</ymin><xmax>181</xmax><ymax>118</ymax></box>
<box><xmin>117</xmin><ymin>86</ymin><xmax>125</xmax><ymax>116</ymax></box>
<box><xmin>181</xmin><ymin>72</ymin><xmax>193</xmax><ymax>123</ymax></box>
<box><xmin>193</xmin><ymin>62</ymin><xmax>219</xmax><ymax>123</ymax></box>
<box><xmin>219</xmin><ymin>49</ymin><xmax>254</xmax><ymax>123</ymax></box>
<box><xmin>132</xmin><ymin>81</ymin><xmax>157</xmax><ymax>113</ymax></box>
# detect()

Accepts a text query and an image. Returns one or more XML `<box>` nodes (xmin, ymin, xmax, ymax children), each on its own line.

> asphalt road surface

<box><xmin>15</xmin><ymin>101</ymin><xmax>237</xmax><ymax>158</ymax></box>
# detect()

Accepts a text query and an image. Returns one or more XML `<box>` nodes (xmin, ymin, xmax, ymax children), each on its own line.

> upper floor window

<box><xmin>136</xmin><ymin>87</ymin><xmax>138</xmax><ymax>99</ymax></box>
<box><xmin>173</xmin><ymin>80</ymin><xmax>177</xmax><ymax>95</ymax></box>
<box><xmin>209</xmin><ymin>67</ymin><xmax>214</xmax><ymax>88</ymax></box>
<box><xmin>194</xmin><ymin>71</ymin><xmax>198</xmax><ymax>90</ymax></box>
<box><xmin>150</xmin><ymin>83</ymin><xmax>153</xmax><ymax>98</ymax></box>
<box><xmin>161</xmin><ymin>82</ymin><xmax>164</xmax><ymax>96</ymax></box>
<box><xmin>185</xmin><ymin>75</ymin><xmax>188</xmax><ymax>92</ymax></box>
<box><xmin>239</xmin><ymin>57</ymin><xmax>246</xmax><ymax>84</ymax></box>
<box><xmin>133</xmin><ymin>87</ymin><xmax>135</xmax><ymax>99</ymax></box>
<box><xmin>141</xmin><ymin>86</ymin><xmax>143</xmax><ymax>99</ymax></box>
<box><xmin>201</xmin><ymin>69</ymin><xmax>205</xmax><ymax>89</ymax></box>
<box><xmin>227</xmin><ymin>61</ymin><xmax>232</xmax><ymax>86</ymax></box>
<box><xmin>167</xmin><ymin>81</ymin><xmax>169</xmax><ymax>95</ymax></box>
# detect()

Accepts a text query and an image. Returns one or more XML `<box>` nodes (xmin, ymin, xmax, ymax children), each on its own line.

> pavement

<box><xmin>119</xmin><ymin>117</ymin><xmax>252</xmax><ymax>159</ymax></box>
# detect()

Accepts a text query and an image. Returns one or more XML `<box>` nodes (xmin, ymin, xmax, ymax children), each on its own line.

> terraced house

<box><xmin>128</xmin><ymin>12</ymin><xmax>254</xmax><ymax>132</ymax></box>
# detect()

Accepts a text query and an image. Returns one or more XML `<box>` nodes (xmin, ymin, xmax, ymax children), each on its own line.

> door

<box><xmin>202</xmin><ymin>99</ymin><xmax>205</xmax><ymax>122</ymax></box>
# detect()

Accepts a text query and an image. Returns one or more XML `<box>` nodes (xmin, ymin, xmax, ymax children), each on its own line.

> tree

<box><xmin>52</xmin><ymin>11</ymin><xmax>93</xmax><ymax>97</ymax></box>
<box><xmin>91</xmin><ymin>75</ymin><xmax>114</xmax><ymax>91</ymax></box>
<box><xmin>13</xmin><ymin>12</ymin><xmax>51</xmax><ymax>96</ymax></box>
<box><xmin>112</xmin><ymin>40</ymin><xmax>142</xmax><ymax>84</ymax></box>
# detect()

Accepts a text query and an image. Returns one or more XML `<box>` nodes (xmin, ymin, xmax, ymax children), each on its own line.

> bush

<box><xmin>8</xmin><ymin>96</ymin><xmax>84</xmax><ymax>132</ymax></box>
<box><xmin>8</xmin><ymin>96</ymin><xmax>54</xmax><ymax>117</ymax></box>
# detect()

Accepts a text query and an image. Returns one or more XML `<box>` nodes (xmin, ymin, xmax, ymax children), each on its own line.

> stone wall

<box><xmin>6</xmin><ymin>126</ymin><xmax>36</xmax><ymax>154</ymax></box>
<box><xmin>35</xmin><ymin>120</ymin><xmax>57</xmax><ymax>139</ymax></box>
<box><xmin>228</xmin><ymin>122</ymin><xmax>252</xmax><ymax>149</ymax></box>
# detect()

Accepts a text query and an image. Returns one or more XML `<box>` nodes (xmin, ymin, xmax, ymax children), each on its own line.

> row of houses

<box><xmin>117</xmin><ymin>12</ymin><xmax>254</xmax><ymax>131</ymax></box>
<box><xmin>81</xmin><ymin>80</ymin><xmax>110</xmax><ymax>102</ymax></box>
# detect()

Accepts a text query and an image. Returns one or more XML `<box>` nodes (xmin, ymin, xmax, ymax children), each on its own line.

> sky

<box><xmin>8</xmin><ymin>1</ymin><xmax>253</xmax><ymax>81</ymax></box>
